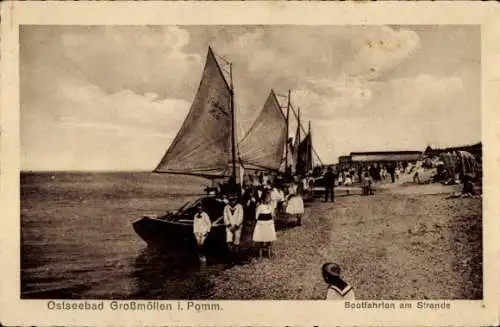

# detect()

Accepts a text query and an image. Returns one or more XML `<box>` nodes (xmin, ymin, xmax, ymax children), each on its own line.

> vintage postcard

<box><xmin>1</xmin><ymin>1</ymin><xmax>499</xmax><ymax>326</ymax></box>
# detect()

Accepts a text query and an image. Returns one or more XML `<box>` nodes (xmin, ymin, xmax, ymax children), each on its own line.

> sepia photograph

<box><xmin>20</xmin><ymin>24</ymin><xmax>482</xmax><ymax>301</ymax></box>
<box><xmin>1</xmin><ymin>2</ymin><xmax>499</xmax><ymax>326</ymax></box>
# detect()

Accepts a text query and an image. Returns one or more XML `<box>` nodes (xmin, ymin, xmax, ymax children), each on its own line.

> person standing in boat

<box><xmin>252</xmin><ymin>173</ymin><xmax>261</xmax><ymax>188</ymax></box>
<box><xmin>226</xmin><ymin>174</ymin><xmax>242</xmax><ymax>198</ymax></box>
<box><xmin>223</xmin><ymin>194</ymin><xmax>244</xmax><ymax>255</ymax></box>
<box><xmin>262</xmin><ymin>172</ymin><xmax>269</xmax><ymax>186</ymax></box>
<box><xmin>258</xmin><ymin>172</ymin><xmax>264</xmax><ymax>185</ymax></box>
<box><xmin>193</xmin><ymin>203</ymin><xmax>211</xmax><ymax>262</ymax></box>
<box><xmin>253</xmin><ymin>191</ymin><xmax>277</xmax><ymax>259</ymax></box>
<box><xmin>243</xmin><ymin>174</ymin><xmax>251</xmax><ymax>189</ymax></box>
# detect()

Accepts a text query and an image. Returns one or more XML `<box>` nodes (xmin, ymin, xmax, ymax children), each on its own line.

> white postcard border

<box><xmin>1</xmin><ymin>1</ymin><xmax>499</xmax><ymax>326</ymax></box>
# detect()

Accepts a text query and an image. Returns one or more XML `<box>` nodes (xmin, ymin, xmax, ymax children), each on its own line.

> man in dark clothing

<box><xmin>387</xmin><ymin>164</ymin><xmax>396</xmax><ymax>183</ymax></box>
<box><xmin>368</xmin><ymin>165</ymin><xmax>377</xmax><ymax>181</ymax></box>
<box><xmin>324</xmin><ymin>167</ymin><xmax>335</xmax><ymax>202</ymax></box>
<box><xmin>357</xmin><ymin>166</ymin><xmax>363</xmax><ymax>184</ymax></box>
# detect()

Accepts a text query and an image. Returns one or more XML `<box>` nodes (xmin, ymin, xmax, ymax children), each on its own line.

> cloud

<box><xmin>21</xmin><ymin>26</ymin><xmax>203</xmax><ymax>102</ymax></box>
<box><xmin>372</xmin><ymin>74</ymin><xmax>464</xmax><ymax>116</ymax></box>
<box><xmin>341</xmin><ymin>26</ymin><xmax>421</xmax><ymax>80</ymax></box>
<box><xmin>208</xmin><ymin>25</ymin><xmax>421</xmax><ymax>128</ymax></box>
<box><xmin>20</xmin><ymin>25</ymin><xmax>201</xmax><ymax>170</ymax></box>
<box><xmin>21</xmin><ymin>77</ymin><xmax>190</xmax><ymax>171</ymax></box>
<box><xmin>294</xmin><ymin>77</ymin><xmax>373</xmax><ymax>120</ymax></box>
<box><xmin>291</xmin><ymin>73</ymin><xmax>463</xmax><ymax>125</ymax></box>
<box><xmin>20</xmin><ymin>25</ymin><xmax>480</xmax><ymax>169</ymax></box>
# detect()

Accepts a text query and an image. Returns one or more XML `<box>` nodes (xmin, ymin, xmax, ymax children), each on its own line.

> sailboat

<box><xmin>296</xmin><ymin>121</ymin><xmax>314</xmax><ymax>176</ymax></box>
<box><xmin>132</xmin><ymin>47</ymin><xmax>289</xmax><ymax>252</ymax></box>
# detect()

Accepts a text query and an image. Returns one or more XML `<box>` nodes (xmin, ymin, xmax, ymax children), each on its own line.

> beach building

<box><xmin>338</xmin><ymin>156</ymin><xmax>352</xmax><ymax>165</ymax></box>
<box><xmin>337</xmin><ymin>150</ymin><xmax>423</xmax><ymax>168</ymax></box>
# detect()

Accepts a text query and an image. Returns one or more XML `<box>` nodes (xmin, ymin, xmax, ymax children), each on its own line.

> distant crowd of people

<box><xmin>336</xmin><ymin>162</ymin><xmax>404</xmax><ymax>185</ymax></box>
<box><xmin>334</xmin><ymin>161</ymin><xmax>424</xmax><ymax>189</ymax></box>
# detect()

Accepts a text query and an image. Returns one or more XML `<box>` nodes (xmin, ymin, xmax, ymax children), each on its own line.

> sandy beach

<box><xmin>212</xmin><ymin>180</ymin><xmax>482</xmax><ymax>300</ymax></box>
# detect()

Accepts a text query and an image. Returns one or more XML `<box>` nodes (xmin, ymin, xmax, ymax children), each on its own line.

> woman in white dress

<box><xmin>343</xmin><ymin>173</ymin><xmax>353</xmax><ymax>186</ymax></box>
<box><xmin>338</xmin><ymin>172</ymin><xmax>344</xmax><ymax>186</ymax></box>
<box><xmin>252</xmin><ymin>191</ymin><xmax>277</xmax><ymax>259</ymax></box>
<box><xmin>285</xmin><ymin>181</ymin><xmax>305</xmax><ymax>226</ymax></box>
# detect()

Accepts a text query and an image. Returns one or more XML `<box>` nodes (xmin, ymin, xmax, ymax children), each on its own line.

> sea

<box><xmin>21</xmin><ymin>171</ymin><xmax>228</xmax><ymax>299</ymax></box>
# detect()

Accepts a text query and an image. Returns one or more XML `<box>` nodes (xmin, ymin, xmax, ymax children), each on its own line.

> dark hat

<box><xmin>322</xmin><ymin>262</ymin><xmax>341</xmax><ymax>283</ymax></box>
<box><xmin>227</xmin><ymin>193</ymin><xmax>238</xmax><ymax>200</ymax></box>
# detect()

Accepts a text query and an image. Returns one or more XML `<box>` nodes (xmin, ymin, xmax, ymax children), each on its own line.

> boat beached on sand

<box><xmin>132</xmin><ymin>46</ymin><xmax>318</xmax><ymax>254</ymax></box>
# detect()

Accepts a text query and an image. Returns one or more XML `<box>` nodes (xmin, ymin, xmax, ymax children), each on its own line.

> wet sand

<box><xmin>212</xmin><ymin>181</ymin><xmax>482</xmax><ymax>300</ymax></box>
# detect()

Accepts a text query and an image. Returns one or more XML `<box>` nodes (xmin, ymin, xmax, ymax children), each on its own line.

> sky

<box><xmin>20</xmin><ymin>25</ymin><xmax>481</xmax><ymax>171</ymax></box>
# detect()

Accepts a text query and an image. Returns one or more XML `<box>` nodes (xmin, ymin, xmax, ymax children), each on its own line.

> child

<box><xmin>193</xmin><ymin>203</ymin><xmax>211</xmax><ymax>262</ymax></box>
<box><xmin>223</xmin><ymin>194</ymin><xmax>244</xmax><ymax>254</ymax></box>
<box><xmin>322</xmin><ymin>262</ymin><xmax>355</xmax><ymax>300</ymax></box>
<box><xmin>252</xmin><ymin>191</ymin><xmax>277</xmax><ymax>259</ymax></box>
<box><xmin>285</xmin><ymin>181</ymin><xmax>304</xmax><ymax>226</ymax></box>
<box><xmin>362</xmin><ymin>171</ymin><xmax>374</xmax><ymax>195</ymax></box>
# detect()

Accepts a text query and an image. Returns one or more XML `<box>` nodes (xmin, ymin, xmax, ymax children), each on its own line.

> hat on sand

<box><xmin>322</xmin><ymin>262</ymin><xmax>341</xmax><ymax>283</ymax></box>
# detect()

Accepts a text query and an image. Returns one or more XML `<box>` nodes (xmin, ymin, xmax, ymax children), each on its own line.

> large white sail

<box><xmin>155</xmin><ymin>47</ymin><xmax>233</xmax><ymax>177</ymax></box>
<box><xmin>238</xmin><ymin>90</ymin><xmax>287</xmax><ymax>171</ymax></box>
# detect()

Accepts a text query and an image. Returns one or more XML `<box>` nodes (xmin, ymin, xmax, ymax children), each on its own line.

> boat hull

<box><xmin>133</xmin><ymin>216</ymin><xmax>228</xmax><ymax>254</ymax></box>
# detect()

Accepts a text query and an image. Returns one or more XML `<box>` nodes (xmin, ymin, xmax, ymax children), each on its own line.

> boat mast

<box><xmin>230</xmin><ymin>62</ymin><xmax>236</xmax><ymax>179</ymax></box>
<box><xmin>289</xmin><ymin>105</ymin><xmax>324</xmax><ymax>166</ymax></box>
<box><xmin>297</xmin><ymin>106</ymin><xmax>301</xmax><ymax>146</ymax></box>
<box><xmin>285</xmin><ymin>89</ymin><xmax>291</xmax><ymax>171</ymax></box>
<box><xmin>308</xmin><ymin>120</ymin><xmax>312</xmax><ymax>170</ymax></box>
<box><xmin>297</xmin><ymin>107</ymin><xmax>301</xmax><ymax>173</ymax></box>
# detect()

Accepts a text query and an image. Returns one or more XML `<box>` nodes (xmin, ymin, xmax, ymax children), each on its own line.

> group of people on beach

<box><xmin>336</xmin><ymin>162</ymin><xmax>407</xmax><ymax>185</ymax></box>
<box><xmin>192</xmin><ymin>166</ymin><xmax>364</xmax><ymax>300</ymax></box>
<box><xmin>193</xmin><ymin>167</ymin><xmax>311</xmax><ymax>261</ymax></box>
